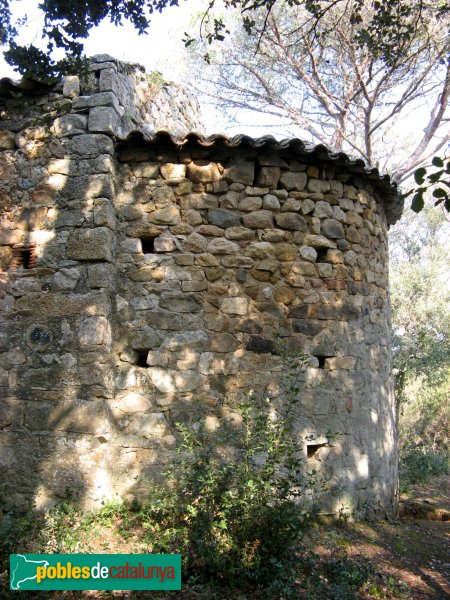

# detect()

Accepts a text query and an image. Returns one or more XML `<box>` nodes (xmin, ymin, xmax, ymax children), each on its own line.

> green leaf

<box><xmin>414</xmin><ymin>167</ymin><xmax>427</xmax><ymax>185</ymax></box>
<box><xmin>432</xmin><ymin>156</ymin><xmax>444</xmax><ymax>168</ymax></box>
<box><xmin>428</xmin><ymin>170</ymin><xmax>443</xmax><ymax>184</ymax></box>
<box><xmin>432</xmin><ymin>187</ymin><xmax>447</xmax><ymax>199</ymax></box>
<box><xmin>411</xmin><ymin>192</ymin><xmax>424</xmax><ymax>213</ymax></box>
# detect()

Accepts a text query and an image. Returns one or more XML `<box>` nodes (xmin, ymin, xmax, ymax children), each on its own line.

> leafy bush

<box><xmin>391</xmin><ymin>211</ymin><xmax>450</xmax><ymax>486</ymax></box>
<box><xmin>400</xmin><ymin>448</ymin><xmax>449</xmax><ymax>484</ymax></box>
<box><xmin>299</xmin><ymin>553</ymin><xmax>375</xmax><ymax>600</ymax></box>
<box><xmin>139</xmin><ymin>349</ymin><xmax>315</xmax><ymax>594</ymax></box>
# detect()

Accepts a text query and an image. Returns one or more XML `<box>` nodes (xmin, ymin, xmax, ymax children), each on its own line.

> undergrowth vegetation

<box><xmin>400</xmin><ymin>448</ymin><xmax>449</xmax><ymax>485</ymax></box>
<box><xmin>138</xmin><ymin>348</ymin><xmax>313</xmax><ymax>592</ymax></box>
<box><xmin>391</xmin><ymin>207</ymin><xmax>450</xmax><ymax>488</ymax></box>
<box><xmin>1</xmin><ymin>498</ymin><xmax>391</xmax><ymax>599</ymax></box>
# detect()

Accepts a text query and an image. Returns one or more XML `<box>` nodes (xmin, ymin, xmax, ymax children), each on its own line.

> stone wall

<box><xmin>0</xmin><ymin>58</ymin><xmax>402</xmax><ymax>517</ymax></box>
<box><xmin>0</xmin><ymin>54</ymin><xmax>204</xmax><ymax>139</ymax></box>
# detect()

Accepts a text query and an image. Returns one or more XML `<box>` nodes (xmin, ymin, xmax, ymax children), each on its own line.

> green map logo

<box><xmin>11</xmin><ymin>555</ymin><xmax>50</xmax><ymax>590</ymax></box>
<box><xmin>10</xmin><ymin>554</ymin><xmax>181</xmax><ymax>590</ymax></box>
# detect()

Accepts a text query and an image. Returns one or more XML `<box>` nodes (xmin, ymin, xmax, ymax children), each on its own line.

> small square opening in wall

<box><xmin>136</xmin><ymin>351</ymin><xmax>149</xmax><ymax>368</ymax></box>
<box><xmin>316</xmin><ymin>247</ymin><xmax>329</xmax><ymax>262</ymax></box>
<box><xmin>10</xmin><ymin>245</ymin><xmax>37</xmax><ymax>270</ymax></box>
<box><xmin>140</xmin><ymin>237</ymin><xmax>156</xmax><ymax>254</ymax></box>
<box><xmin>315</xmin><ymin>355</ymin><xmax>332</xmax><ymax>368</ymax></box>
<box><xmin>307</xmin><ymin>443</ymin><xmax>327</xmax><ymax>459</ymax></box>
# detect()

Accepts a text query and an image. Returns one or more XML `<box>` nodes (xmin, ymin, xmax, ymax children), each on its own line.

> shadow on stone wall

<box><xmin>0</xmin><ymin>60</ymin><xmax>398</xmax><ymax>520</ymax></box>
<box><xmin>1</xmin><ymin>140</ymin><xmax>110</xmax><ymax>511</ymax></box>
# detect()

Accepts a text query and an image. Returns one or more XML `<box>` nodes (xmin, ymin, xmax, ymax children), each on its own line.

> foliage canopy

<box><xmin>390</xmin><ymin>207</ymin><xmax>450</xmax><ymax>480</ymax></box>
<box><xmin>190</xmin><ymin>1</ymin><xmax>449</xmax><ymax>188</ymax></box>
<box><xmin>1</xmin><ymin>0</ymin><xmax>449</xmax><ymax>80</ymax></box>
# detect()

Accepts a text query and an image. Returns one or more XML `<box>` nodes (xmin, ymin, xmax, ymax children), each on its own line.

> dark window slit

<box><xmin>316</xmin><ymin>247</ymin><xmax>328</xmax><ymax>262</ymax></box>
<box><xmin>141</xmin><ymin>237</ymin><xmax>156</xmax><ymax>254</ymax></box>
<box><xmin>136</xmin><ymin>351</ymin><xmax>149</xmax><ymax>368</ymax></box>
<box><xmin>315</xmin><ymin>355</ymin><xmax>332</xmax><ymax>368</ymax></box>
<box><xmin>307</xmin><ymin>443</ymin><xmax>327</xmax><ymax>459</ymax></box>
<box><xmin>10</xmin><ymin>245</ymin><xmax>37</xmax><ymax>270</ymax></box>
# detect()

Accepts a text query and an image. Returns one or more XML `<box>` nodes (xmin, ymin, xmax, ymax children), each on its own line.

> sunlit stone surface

<box><xmin>0</xmin><ymin>56</ymin><xmax>402</xmax><ymax>517</ymax></box>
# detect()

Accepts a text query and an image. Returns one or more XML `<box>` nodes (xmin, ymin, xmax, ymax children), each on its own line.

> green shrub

<box><xmin>298</xmin><ymin>553</ymin><xmax>375</xmax><ymax>600</ymax></box>
<box><xmin>400</xmin><ymin>448</ymin><xmax>449</xmax><ymax>483</ymax></box>
<box><xmin>139</xmin><ymin>349</ymin><xmax>314</xmax><ymax>594</ymax></box>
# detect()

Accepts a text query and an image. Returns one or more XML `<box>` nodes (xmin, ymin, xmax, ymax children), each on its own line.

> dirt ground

<box><xmin>305</xmin><ymin>474</ymin><xmax>449</xmax><ymax>599</ymax></box>
<box><xmin>1</xmin><ymin>476</ymin><xmax>449</xmax><ymax>599</ymax></box>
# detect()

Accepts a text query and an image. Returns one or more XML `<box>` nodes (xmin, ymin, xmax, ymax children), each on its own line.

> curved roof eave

<box><xmin>118</xmin><ymin>129</ymin><xmax>402</xmax><ymax>225</ymax></box>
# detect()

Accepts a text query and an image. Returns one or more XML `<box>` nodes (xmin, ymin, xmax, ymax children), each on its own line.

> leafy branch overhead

<box><xmin>1</xmin><ymin>0</ymin><xmax>449</xmax><ymax>79</ymax></box>
<box><xmin>190</xmin><ymin>0</ymin><xmax>450</xmax><ymax>66</ymax></box>
<box><xmin>407</xmin><ymin>156</ymin><xmax>450</xmax><ymax>213</ymax></box>
<box><xmin>1</xmin><ymin>0</ymin><xmax>177</xmax><ymax>80</ymax></box>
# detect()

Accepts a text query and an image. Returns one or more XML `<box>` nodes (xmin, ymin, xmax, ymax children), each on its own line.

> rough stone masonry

<box><xmin>0</xmin><ymin>55</ymin><xmax>403</xmax><ymax>517</ymax></box>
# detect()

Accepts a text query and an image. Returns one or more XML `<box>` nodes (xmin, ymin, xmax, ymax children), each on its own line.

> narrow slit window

<box><xmin>316</xmin><ymin>247</ymin><xmax>328</xmax><ymax>262</ymax></box>
<box><xmin>141</xmin><ymin>237</ymin><xmax>156</xmax><ymax>254</ymax></box>
<box><xmin>136</xmin><ymin>351</ymin><xmax>149</xmax><ymax>368</ymax></box>
<box><xmin>315</xmin><ymin>355</ymin><xmax>332</xmax><ymax>368</ymax></box>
